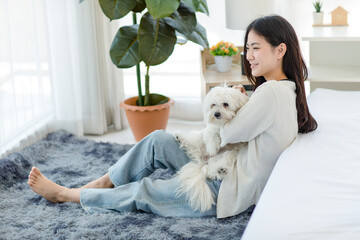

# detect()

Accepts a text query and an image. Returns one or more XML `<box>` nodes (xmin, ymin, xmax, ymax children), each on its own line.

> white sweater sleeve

<box><xmin>220</xmin><ymin>83</ymin><xmax>277</xmax><ymax>145</ymax></box>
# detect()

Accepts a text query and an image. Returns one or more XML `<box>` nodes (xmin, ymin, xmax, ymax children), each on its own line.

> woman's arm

<box><xmin>220</xmin><ymin>83</ymin><xmax>277</xmax><ymax>146</ymax></box>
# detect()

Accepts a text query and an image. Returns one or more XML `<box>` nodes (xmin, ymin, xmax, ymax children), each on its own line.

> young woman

<box><xmin>28</xmin><ymin>15</ymin><xmax>317</xmax><ymax>218</ymax></box>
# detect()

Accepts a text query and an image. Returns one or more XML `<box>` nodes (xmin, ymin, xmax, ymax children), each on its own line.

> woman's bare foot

<box><xmin>28</xmin><ymin>167</ymin><xmax>80</xmax><ymax>203</ymax></box>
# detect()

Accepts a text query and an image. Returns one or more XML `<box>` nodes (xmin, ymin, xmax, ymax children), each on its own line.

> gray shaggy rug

<box><xmin>0</xmin><ymin>130</ymin><xmax>252</xmax><ymax>240</ymax></box>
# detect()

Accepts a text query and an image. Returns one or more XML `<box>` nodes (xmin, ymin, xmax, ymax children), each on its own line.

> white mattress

<box><xmin>242</xmin><ymin>88</ymin><xmax>360</xmax><ymax>240</ymax></box>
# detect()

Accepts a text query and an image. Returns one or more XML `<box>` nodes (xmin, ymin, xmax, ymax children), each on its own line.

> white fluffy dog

<box><xmin>174</xmin><ymin>86</ymin><xmax>249</xmax><ymax>212</ymax></box>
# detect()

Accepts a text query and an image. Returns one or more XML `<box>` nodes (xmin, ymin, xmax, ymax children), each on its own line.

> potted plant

<box><xmin>313</xmin><ymin>1</ymin><xmax>324</xmax><ymax>25</ymax></box>
<box><xmin>210</xmin><ymin>41</ymin><xmax>239</xmax><ymax>72</ymax></box>
<box><xmin>89</xmin><ymin>0</ymin><xmax>210</xmax><ymax>141</ymax></box>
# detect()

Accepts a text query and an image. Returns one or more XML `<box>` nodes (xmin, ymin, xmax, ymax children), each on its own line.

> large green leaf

<box><xmin>188</xmin><ymin>23</ymin><xmax>209</xmax><ymax>48</ymax></box>
<box><xmin>180</xmin><ymin>0</ymin><xmax>208</xmax><ymax>15</ymax></box>
<box><xmin>145</xmin><ymin>0</ymin><xmax>180</xmax><ymax>19</ymax></box>
<box><xmin>139</xmin><ymin>12</ymin><xmax>177</xmax><ymax>66</ymax></box>
<box><xmin>132</xmin><ymin>0</ymin><xmax>146</xmax><ymax>13</ymax></box>
<box><xmin>110</xmin><ymin>25</ymin><xmax>140</xmax><ymax>68</ymax></box>
<box><xmin>175</xmin><ymin>31</ymin><xmax>188</xmax><ymax>45</ymax></box>
<box><xmin>99</xmin><ymin>0</ymin><xmax>137</xmax><ymax>20</ymax></box>
<box><xmin>136</xmin><ymin>93</ymin><xmax>169</xmax><ymax>106</ymax></box>
<box><xmin>164</xmin><ymin>2</ymin><xmax>196</xmax><ymax>38</ymax></box>
<box><xmin>180</xmin><ymin>0</ymin><xmax>200</xmax><ymax>12</ymax></box>
<box><xmin>150</xmin><ymin>93</ymin><xmax>169</xmax><ymax>105</ymax></box>
<box><xmin>197</xmin><ymin>0</ymin><xmax>209</xmax><ymax>15</ymax></box>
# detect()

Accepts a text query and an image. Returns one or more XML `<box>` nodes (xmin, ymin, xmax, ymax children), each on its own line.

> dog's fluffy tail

<box><xmin>176</xmin><ymin>162</ymin><xmax>214</xmax><ymax>212</ymax></box>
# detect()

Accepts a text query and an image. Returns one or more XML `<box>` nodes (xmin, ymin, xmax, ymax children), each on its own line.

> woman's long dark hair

<box><xmin>243</xmin><ymin>15</ymin><xmax>317</xmax><ymax>133</ymax></box>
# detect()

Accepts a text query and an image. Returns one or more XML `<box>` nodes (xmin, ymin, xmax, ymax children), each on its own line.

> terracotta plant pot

<box><xmin>120</xmin><ymin>96</ymin><xmax>174</xmax><ymax>141</ymax></box>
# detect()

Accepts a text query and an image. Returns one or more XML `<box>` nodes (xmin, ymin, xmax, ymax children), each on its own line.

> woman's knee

<box><xmin>148</xmin><ymin>130</ymin><xmax>176</xmax><ymax>145</ymax></box>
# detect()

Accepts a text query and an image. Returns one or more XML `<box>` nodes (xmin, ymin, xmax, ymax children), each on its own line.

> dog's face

<box><xmin>203</xmin><ymin>87</ymin><xmax>249</xmax><ymax>125</ymax></box>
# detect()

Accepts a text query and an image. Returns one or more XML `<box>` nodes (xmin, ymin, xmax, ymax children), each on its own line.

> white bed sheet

<box><xmin>242</xmin><ymin>88</ymin><xmax>360</xmax><ymax>240</ymax></box>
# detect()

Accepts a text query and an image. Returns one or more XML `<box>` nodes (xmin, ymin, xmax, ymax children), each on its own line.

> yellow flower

<box><xmin>210</xmin><ymin>40</ymin><xmax>238</xmax><ymax>57</ymax></box>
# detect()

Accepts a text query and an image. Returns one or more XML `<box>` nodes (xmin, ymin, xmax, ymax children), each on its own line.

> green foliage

<box><xmin>138</xmin><ymin>12</ymin><xmax>177</xmax><ymax>66</ymax></box>
<box><xmin>88</xmin><ymin>0</ymin><xmax>210</xmax><ymax>106</ymax></box>
<box><xmin>313</xmin><ymin>1</ymin><xmax>322</xmax><ymax>12</ymax></box>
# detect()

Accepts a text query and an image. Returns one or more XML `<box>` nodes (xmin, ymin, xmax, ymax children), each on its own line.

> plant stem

<box><xmin>133</xmin><ymin>12</ymin><xmax>144</xmax><ymax>106</ymax></box>
<box><xmin>136</xmin><ymin>61</ymin><xmax>143</xmax><ymax>106</ymax></box>
<box><xmin>144</xmin><ymin>66</ymin><xmax>150</xmax><ymax>106</ymax></box>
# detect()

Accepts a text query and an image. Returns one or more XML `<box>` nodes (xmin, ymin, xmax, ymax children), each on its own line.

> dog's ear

<box><xmin>202</xmin><ymin>90</ymin><xmax>213</xmax><ymax>115</ymax></box>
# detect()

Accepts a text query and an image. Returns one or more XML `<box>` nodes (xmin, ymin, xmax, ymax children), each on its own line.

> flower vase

<box><xmin>214</xmin><ymin>56</ymin><xmax>232</xmax><ymax>72</ymax></box>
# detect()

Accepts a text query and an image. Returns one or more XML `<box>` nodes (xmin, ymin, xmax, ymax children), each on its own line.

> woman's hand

<box><xmin>232</xmin><ymin>84</ymin><xmax>248</xmax><ymax>95</ymax></box>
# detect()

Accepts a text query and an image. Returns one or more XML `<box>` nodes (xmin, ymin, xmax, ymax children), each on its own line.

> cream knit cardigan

<box><xmin>217</xmin><ymin>80</ymin><xmax>298</xmax><ymax>218</ymax></box>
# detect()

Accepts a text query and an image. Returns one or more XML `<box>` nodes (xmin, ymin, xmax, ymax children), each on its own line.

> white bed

<box><xmin>242</xmin><ymin>88</ymin><xmax>360</xmax><ymax>240</ymax></box>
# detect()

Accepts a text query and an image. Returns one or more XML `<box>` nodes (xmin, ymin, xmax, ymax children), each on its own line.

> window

<box><xmin>0</xmin><ymin>0</ymin><xmax>55</xmax><ymax>155</ymax></box>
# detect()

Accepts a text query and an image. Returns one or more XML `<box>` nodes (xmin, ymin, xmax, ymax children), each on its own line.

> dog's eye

<box><xmin>211</xmin><ymin>104</ymin><xmax>216</xmax><ymax>108</ymax></box>
<box><xmin>223</xmin><ymin>103</ymin><xmax>229</xmax><ymax>107</ymax></box>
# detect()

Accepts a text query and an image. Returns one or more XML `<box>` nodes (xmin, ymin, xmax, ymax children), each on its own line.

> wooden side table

<box><xmin>200</xmin><ymin>47</ymin><xmax>253</xmax><ymax>99</ymax></box>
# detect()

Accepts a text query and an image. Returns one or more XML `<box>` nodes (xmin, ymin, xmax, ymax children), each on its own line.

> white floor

<box><xmin>85</xmin><ymin>119</ymin><xmax>205</xmax><ymax>144</ymax></box>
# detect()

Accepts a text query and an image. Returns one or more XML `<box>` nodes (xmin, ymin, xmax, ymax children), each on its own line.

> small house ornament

<box><xmin>331</xmin><ymin>6</ymin><xmax>349</xmax><ymax>26</ymax></box>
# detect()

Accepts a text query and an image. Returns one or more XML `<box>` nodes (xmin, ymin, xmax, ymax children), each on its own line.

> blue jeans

<box><xmin>80</xmin><ymin>130</ymin><xmax>221</xmax><ymax>217</ymax></box>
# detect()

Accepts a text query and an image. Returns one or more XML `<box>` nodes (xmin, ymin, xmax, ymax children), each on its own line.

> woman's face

<box><xmin>246</xmin><ymin>30</ymin><xmax>285</xmax><ymax>81</ymax></box>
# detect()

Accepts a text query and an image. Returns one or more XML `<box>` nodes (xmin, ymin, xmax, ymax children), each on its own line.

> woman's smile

<box><xmin>250</xmin><ymin>63</ymin><xmax>258</xmax><ymax>69</ymax></box>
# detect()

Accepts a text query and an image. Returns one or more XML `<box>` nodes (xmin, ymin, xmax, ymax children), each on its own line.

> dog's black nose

<box><xmin>214</xmin><ymin>112</ymin><xmax>221</xmax><ymax>119</ymax></box>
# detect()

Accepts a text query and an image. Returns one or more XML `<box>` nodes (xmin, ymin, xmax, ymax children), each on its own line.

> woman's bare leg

<box><xmin>27</xmin><ymin>166</ymin><xmax>113</xmax><ymax>203</ymax></box>
<box><xmin>80</xmin><ymin>173</ymin><xmax>114</xmax><ymax>189</ymax></box>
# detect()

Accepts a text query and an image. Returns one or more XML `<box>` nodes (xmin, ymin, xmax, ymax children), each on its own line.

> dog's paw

<box><xmin>207</xmin><ymin>164</ymin><xmax>230</xmax><ymax>180</ymax></box>
<box><xmin>215</xmin><ymin>167</ymin><xmax>229</xmax><ymax>180</ymax></box>
<box><xmin>217</xmin><ymin>167</ymin><xmax>228</xmax><ymax>175</ymax></box>
<box><xmin>174</xmin><ymin>132</ymin><xmax>195</xmax><ymax>147</ymax></box>
<box><xmin>174</xmin><ymin>133</ymin><xmax>183</xmax><ymax>143</ymax></box>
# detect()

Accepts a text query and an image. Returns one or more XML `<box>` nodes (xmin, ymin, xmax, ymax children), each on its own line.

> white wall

<box><xmin>200</xmin><ymin>0</ymin><xmax>360</xmax><ymax>61</ymax></box>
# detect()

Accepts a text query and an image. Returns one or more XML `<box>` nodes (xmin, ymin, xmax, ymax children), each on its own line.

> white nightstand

<box><xmin>200</xmin><ymin>47</ymin><xmax>253</xmax><ymax>99</ymax></box>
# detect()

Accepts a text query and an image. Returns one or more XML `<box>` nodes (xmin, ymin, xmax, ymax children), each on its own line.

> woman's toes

<box><xmin>31</xmin><ymin>167</ymin><xmax>41</xmax><ymax>176</ymax></box>
<box><xmin>29</xmin><ymin>173</ymin><xmax>36</xmax><ymax>181</ymax></box>
<box><xmin>28</xmin><ymin>179</ymin><xmax>34</xmax><ymax>187</ymax></box>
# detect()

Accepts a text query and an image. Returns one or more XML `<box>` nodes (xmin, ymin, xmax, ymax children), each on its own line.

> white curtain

<box><xmin>0</xmin><ymin>0</ymin><xmax>124</xmax><ymax>157</ymax></box>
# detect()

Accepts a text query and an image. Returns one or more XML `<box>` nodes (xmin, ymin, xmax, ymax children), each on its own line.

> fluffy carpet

<box><xmin>0</xmin><ymin>130</ymin><xmax>251</xmax><ymax>240</ymax></box>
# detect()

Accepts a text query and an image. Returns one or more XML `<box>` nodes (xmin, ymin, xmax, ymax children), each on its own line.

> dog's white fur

<box><xmin>174</xmin><ymin>86</ymin><xmax>249</xmax><ymax>212</ymax></box>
